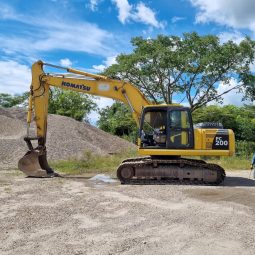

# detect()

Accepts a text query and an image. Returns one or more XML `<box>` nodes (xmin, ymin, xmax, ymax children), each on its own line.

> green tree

<box><xmin>97</xmin><ymin>102</ymin><xmax>137</xmax><ymax>142</ymax></box>
<box><xmin>192</xmin><ymin>105</ymin><xmax>255</xmax><ymax>142</ymax></box>
<box><xmin>0</xmin><ymin>93</ymin><xmax>28</xmax><ymax>108</ymax></box>
<box><xmin>240</xmin><ymin>73</ymin><xmax>255</xmax><ymax>101</ymax></box>
<box><xmin>104</xmin><ymin>33</ymin><xmax>255</xmax><ymax>111</ymax></box>
<box><xmin>48</xmin><ymin>88</ymin><xmax>96</xmax><ymax>122</ymax></box>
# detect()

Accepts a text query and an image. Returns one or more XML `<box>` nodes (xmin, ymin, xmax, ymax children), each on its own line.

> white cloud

<box><xmin>217</xmin><ymin>79</ymin><xmax>243</xmax><ymax>106</ymax></box>
<box><xmin>60</xmin><ymin>58</ymin><xmax>72</xmax><ymax>67</ymax></box>
<box><xmin>0</xmin><ymin>5</ymin><xmax>118</xmax><ymax>59</ymax></box>
<box><xmin>0</xmin><ymin>3</ymin><xmax>19</xmax><ymax>20</ymax></box>
<box><xmin>249</xmin><ymin>61</ymin><xmax>255</xmax><ymax>72</ymax></box>
<box><xmin>0</xmin><ymin>61</ymin><xmax>31</xmax><ymax>94</ymax></box>
<box><xmin>112</xmin><ymin>0</ymin><xmax>165</xmax><ymax>28</ymax></box>
<box><xmin>190</xmin><ymin>0</ymin><xmax>255</xmax><ymax>32</ymax></box>
<box><xmin>218</xmin><ymin>31</ymin><xmax>245</xmax><ymax>44</ymax></box>
<box><xmin>88</xmin><ymin>0</ymin><xmax>101</xmax><ymax>11</ymax></box>
<box><xmin>33</xmin><ymin>21</ymin><xmax>114</xmax><ymax>57</ymax></box>
<box><xmin>142</xmin><ymin>26</ymin><xmax>154</xmax><ymax>35</ymax></box>
<box><xmin>104</xmin><ymin>56</ymin><xmax>117</xmax><ymax>66</ymax></box>
<box><xmin>92</xmin><ymin>64</ymin><xmax>106</xmax><ymax>72</ymax></box>
<box><xmin>92</xmin><ymin>55</ymin><xmax>117</xmax><ymax>72</ymax></box>
<box><xmin>211</xmin><ymin>78</ymin><xmax>253</xmax><ymax>106</ymax></box>
<box><xmin>134</xmin><ymin>2</ymin><xmax>164</xmax><ymax>28</ymax></box>
<box><xmin>171</xmin><ymin>16</ymin><xmax>186</xmax><ymax>24</ymax></box>
<box><xmin>112</xmin><ymin>0</ymin><xmax>132</xmax><ymax>24</ymax></box>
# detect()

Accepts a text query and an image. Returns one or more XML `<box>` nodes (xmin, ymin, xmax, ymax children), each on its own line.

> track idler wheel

<box><xmin>18</xmin><ymin>150</ymin><xmax>58</xmax><ymax>177</ymax></box>
<box><xmin>117</xmin><ymin>165</ymin><xmax>134</xmax><ymax>184</ymax></box>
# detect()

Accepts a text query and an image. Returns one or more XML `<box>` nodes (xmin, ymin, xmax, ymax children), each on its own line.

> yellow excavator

<box><xmin>18</xmin><ymin>60</ymin><xmax>235</xmax><ymax>184</ymax></box>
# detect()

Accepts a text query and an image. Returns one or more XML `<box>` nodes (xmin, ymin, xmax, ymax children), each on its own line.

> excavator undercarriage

<box><xmin>117</xmin><ymin>157</ymin><xmax>226</xmax><ymax>185</ymax></box>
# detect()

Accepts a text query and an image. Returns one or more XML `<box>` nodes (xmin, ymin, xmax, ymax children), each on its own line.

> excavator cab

<box><xmin>140</xmin><ymin>106</ymin><xmax>194</xmax><ymax>150</ymax></box>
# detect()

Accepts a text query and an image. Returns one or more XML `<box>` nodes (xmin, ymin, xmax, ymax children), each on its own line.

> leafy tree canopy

<box><xmin>0</xmin><ymin>93</ymin><xmax>28</xmax><ymax>108</ymax></box>
<box><xmin>97</xmin><ymin>102</ymin><xmax>137</xmax><ymax>142</ymax></box>
<box><xmin>239</xmin><ymin>73</ymin><xmax>255</xmax><ymax>101</ymax></box>
<box><xmin>48</xmin><ymin>88</ymin><xmax>96</xmax><ymax>122</ymax></box>
<box><xmin>192</xmin><ymin>105</ymin><xmax>255</xmax><ymax>142</ymax></box>
<box><xmin>104</xmin><ymin>32</ymin><xmax>255</xmax><ymax>111</ymax></box>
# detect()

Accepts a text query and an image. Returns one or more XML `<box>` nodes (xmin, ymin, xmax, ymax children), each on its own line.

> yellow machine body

<box><xmin>139</xmin><ymin>129</ymin><xmax>235</xmax><ymax>156</ymax></box>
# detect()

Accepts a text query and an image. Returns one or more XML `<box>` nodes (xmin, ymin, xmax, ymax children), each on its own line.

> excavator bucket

<box><xmin>18</xmin><ymin>150</ymin><xmax>53</xmax><ymax>177</ymax></box>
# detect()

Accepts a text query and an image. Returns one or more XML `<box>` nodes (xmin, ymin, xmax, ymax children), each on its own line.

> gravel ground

<box><xmin>0</xmin><ymin>170</ymin><xmax>255</xmax><ymax>255</ymax></box>
<box><xmin>0</xmin><ymin>107</ymin><xmax>136</xmax><ymax>169</ymax></box>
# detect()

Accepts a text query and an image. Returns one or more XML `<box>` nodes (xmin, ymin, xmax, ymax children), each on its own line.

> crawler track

<box><xmin>117</xmin><ymin>157</ymin><xmax>225</xmax><ymax>185</ymax></box>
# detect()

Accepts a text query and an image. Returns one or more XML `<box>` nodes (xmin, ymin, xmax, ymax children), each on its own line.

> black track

<box><xmin>117</xmin><ymin>157</ymin><xmax>226</xmax><ymax>185</ymax></box>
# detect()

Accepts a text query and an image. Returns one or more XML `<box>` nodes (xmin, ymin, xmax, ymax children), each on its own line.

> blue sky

<box><xmin>0</xmin><ymin>0</ymin><xmax>254</xmax><ymax>122</ymax></box>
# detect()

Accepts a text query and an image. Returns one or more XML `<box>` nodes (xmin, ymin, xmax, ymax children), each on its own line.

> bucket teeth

<box><xmin>18</xmin><ymin>150</ymin><xmax>50</xmax><ymax>177</ymax></box>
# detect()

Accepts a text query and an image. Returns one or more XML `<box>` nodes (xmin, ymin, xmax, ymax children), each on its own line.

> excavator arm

<box><xmin>19</xmin><ymin>60</ymin><xmax>150</xmax><ymax>177</ymax></box>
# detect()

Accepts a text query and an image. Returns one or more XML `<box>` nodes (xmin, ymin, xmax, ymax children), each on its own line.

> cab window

<box><xmin>169</xmin><ymin>110</ymin><xmax>191</xmax><ymax>148</ymax></box>
<box><xmin>169</xmin><ymin>110</ymin><xmax>190</xmax><ymax>129</ymax></box>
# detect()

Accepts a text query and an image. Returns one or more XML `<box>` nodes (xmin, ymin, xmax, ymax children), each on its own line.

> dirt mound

<box><xmin>0</xmin><ymin>115</ymin><xmax>24</xmax><ymax>138</ymax></box>
<box><xmin>0</xmin><ymin>107</ymin><xmax>136</xmax><ymax>169</ymax></box>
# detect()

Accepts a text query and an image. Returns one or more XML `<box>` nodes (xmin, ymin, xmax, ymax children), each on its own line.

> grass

<box><xmin>5</xmin><ymin>170</ymin><xmax>23</xmax><ymax>176</ymax></box>
<box><xmin>50</xmin><ymin>149</ymin><xmax>251</xmax><ymax>175</ymax></box>
<box><xmin>50</xmin><ymin>149</ymin><xmax>137</xmax><ymax>175</ymax></box>
<box><xmin>207</xmin><ymin>156</ymin><xmax>252</xmax><ymax>170</ymax></box>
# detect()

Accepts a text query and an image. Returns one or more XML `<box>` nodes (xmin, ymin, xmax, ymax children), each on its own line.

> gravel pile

<box><xmin>0</xmin><ymin>107</ymin><xmax>136</xmax><ymax>169</ymax></box>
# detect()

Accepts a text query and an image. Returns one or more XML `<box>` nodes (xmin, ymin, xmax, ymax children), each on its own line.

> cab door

<box><xmin>167</xmin><ymin>109</ymin><xmax>194</xmax><ymax>149</ymax></box>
